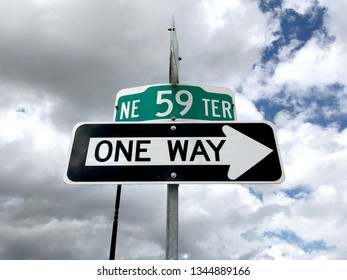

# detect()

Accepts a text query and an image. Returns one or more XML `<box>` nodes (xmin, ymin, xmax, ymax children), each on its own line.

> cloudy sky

<box><xmin>1</xmin><ymin>0</ymin><xmax>347</xmax><ymax>260</ymax></box>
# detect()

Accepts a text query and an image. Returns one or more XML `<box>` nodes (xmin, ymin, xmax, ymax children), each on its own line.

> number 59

<box><xmin>156</xmin><ymin>90</ymin><xmax>193</xmax><ymax>117</ymax></box>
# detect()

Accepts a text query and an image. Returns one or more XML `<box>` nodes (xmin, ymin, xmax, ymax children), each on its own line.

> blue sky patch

<box><xmin>255</xmin><ymin>84</ymin><xmax>347</xmax><ymax>131</ymax></box>
<box><xmin>253</xmin><ymin>1</ymin><xmax>344</xmax><ymax>131</ymax></box>
<box><xmin>258</xmin><ymin>0</ymin><xmax>282</xmax><ymax>13</ymax></box>
<box><xmin>280</xmin><ymin>6</ymin><xmax>327</xmax><ymax>43</ymax></box>
<box><xmin>281</xmin><ymin>186</ymin><xmax>311</xmax><ymax>199</ymax></box>
<box><xmin>264</xmin><ymin>229</ymin><xmax>336</xmax><ymax>253</ymax></box>
<box><xmin>302</xmin><ymin>86</ymin><xmax>347</xmax><ymax>130</ymax></box>
<box><xmin>256</xmin><ymin>97</ymin><xmax>293</xmax><ymax>121</ymax></box>
<box><xmin>259</xmin><ymin>1</ymin><xmax>328</xmax><ymax>64</ymax></box>
<box><xmin>248</xmin><ymin>187</ymin><xmax>264</xmax><ymax>202</ymax></box>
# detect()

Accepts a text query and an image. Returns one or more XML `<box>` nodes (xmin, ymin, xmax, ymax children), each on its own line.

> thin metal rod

<box><xmin>166</xmin><ymin>184</ymin><xmax>179</xmax><ymax>260</ymax></box>
<box><xmin>169</xmin><ymin>16</ymin><xmax>180</xmax><ymax>86</ymax></box>
<box><xmin>109</xmin><ymin>184</ymin><xmax>122</xmax><ymax>260</ymax></box>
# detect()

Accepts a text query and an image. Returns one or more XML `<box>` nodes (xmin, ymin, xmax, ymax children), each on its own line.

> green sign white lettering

<box><xmin>114</xmin><ymin>84</ymin><xmax>236</xmax><ymax>122</ymax></box>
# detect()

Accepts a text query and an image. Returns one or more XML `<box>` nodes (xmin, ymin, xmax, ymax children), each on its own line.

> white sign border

<box><xmin>64</xmin><ymin>121</ymin><xmax>285</xmax><ymax>186</ymax></box>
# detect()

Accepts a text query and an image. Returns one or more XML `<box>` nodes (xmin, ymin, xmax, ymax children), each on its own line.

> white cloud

<box><xmin>242</xmin><ymin>0</ymin><xmax>347</xmax><ymax>102</ymax></box>
<box><xmin>242</xmin><ymin>34</ymin><xmax>347</xmax><ymax>100</ymax></box>
<box><xmin>182</xmin><ymin>0</ymin><xmax>271</xmax><ymax>88</ymax></box>
<box><xmin>201</xmin><ymin>0</ymin><xmax>241</xmax><ymax>29</ymax></box>
<box><xmin>319</xmin><ymin>0</ymin><xmax>347</xmax><ymax>41</ymax></box>
<box><xmin>234</xmin><ymin>93</ymin><xmax>264</xmax><ymax>120</ymax></box>
<box><xmin>254</xmin><ymin>111</ymin><xmax>347</xmax><ymax>258</ymax></box>
<box><xmin>276</xmin><ymin>112</ymin><xmax>347</xmax><ymax>187</ymax></box>
<box><xmin>282</xmin><ymin>0</ymin><xmax>317</xmax><ymax>14</ymax></box>
<box><xmin>272</xmin><ymin>36</ymin><xmax>345</xmax><ymax>92</ymax></box>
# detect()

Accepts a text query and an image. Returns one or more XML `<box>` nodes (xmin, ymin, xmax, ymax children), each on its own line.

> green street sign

<box><xmin>114</xmin><ymin>84</ymin><xmax>236</xmax><ymax>122</ymax></box>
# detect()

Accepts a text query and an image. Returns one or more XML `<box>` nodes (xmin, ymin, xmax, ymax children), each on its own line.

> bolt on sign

<box><xmin>114</xmin><ymin>84</ymin><xmax>236</xmax><ymax>122</ymax></box>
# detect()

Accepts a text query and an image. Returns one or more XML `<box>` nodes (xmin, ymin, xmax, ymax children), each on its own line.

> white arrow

<box><xmin>85</xmin><ymin>125</ymin><xmax>273</xmax><ymax>180</ymax></box>
<box><xmin>221</xmin><ymin>125</ymin><xmax>273</xmax><ymax>179</ymax></box>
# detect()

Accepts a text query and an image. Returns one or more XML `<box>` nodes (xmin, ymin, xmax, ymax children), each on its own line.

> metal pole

<box><xmin>169</xmin><ymin>16</ymin><xmax>180</xmax><ymax>86</ymax></box>
<box><xmin>166</xmin><ymin>16</ymin><xmax>180</xmax><ymax>260</ymax></box>
<box><xmin>166</xmin><ymin>184</ymin><xmax>179</xmax><ymax>260</ymax></box>
<box><xmin>109</xmin><ymin>184</ymin><xmax>122</xmax><ymax>260</ymax></box>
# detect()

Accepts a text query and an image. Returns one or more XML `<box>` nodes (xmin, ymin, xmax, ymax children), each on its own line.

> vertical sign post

<box><xmin>167</xmin><ymin>16</ymin><xmax>179</xmax><ymax>260</ymax></box>
<box><xmin>166</xmin><ymin>183</ymin><xmax>179</xmax><ymax>260</ymax></box>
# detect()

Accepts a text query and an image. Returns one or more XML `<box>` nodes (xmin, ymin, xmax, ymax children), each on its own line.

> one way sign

<box><xmin>64</xmin><ymin>122</ymin><xmax>284</xmax><ymax>184</ymax></box>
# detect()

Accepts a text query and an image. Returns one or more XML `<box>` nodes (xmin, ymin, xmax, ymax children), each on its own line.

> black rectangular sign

<box><xmin>64</xmin><ymin>122</ymin><xmax>284</xmax><ymax>184</ymax></box>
